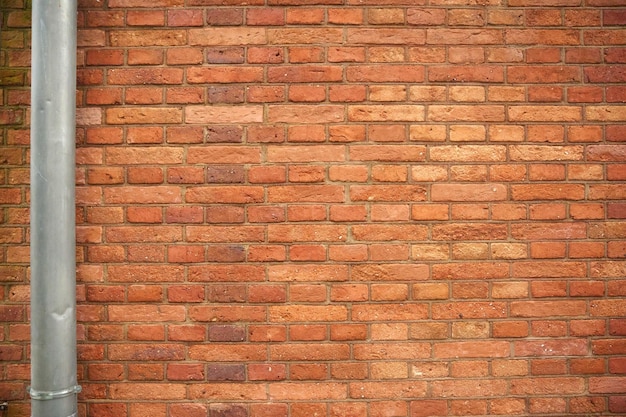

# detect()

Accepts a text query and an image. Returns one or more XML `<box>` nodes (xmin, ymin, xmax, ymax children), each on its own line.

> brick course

<box><xmin>1</xmin><ymin>0</ymin><xmax>626</xmax><ymax>416</ymax></box>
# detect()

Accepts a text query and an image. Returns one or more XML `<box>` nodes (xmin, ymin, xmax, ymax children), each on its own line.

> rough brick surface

<box><xmin>1</xmin><ymin>0</ymin><xmax>626</xmax><ymax>416</ymax></box>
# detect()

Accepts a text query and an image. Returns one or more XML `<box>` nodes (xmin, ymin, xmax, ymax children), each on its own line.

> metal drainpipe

<box><xmin>29</xmin><ymin>0</ymin><xmax>81</xmax><ymax>416</ymax></box>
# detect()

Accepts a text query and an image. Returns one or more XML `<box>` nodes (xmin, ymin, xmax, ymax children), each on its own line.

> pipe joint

<box><xmin>28</xmin><ymin>385</ymin><xmax>81</xmax><ymax>401</ymax></box>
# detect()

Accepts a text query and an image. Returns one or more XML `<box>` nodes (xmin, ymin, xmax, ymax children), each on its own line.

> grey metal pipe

<box><xmin>29</xmin><ymin>0</ymin><xmax>80</xmax><ymax>416</ymax></box>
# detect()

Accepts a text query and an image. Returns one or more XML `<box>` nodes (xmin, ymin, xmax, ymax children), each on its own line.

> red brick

<box><xmin>353</xmin><ymin>304</ymin><xmax>428</xmax><ymax>321</ymax></box>
<box><xmin>247</xmin><ymin>47</ymin><xmax>284</xmax><ymax>64</ymax></box>
<box><xmin>288</xmin><ymin>86</ymin><xmax>326</xmax><ymax>103</ymax></box>
<box><xmin>570</xmin><ymin>280</ymin><xmax>605</xmax><ymax>296</ymax></box>
<box><xmin>209</xmin><ymin>325</ymin><xmax>245</xmax><ymax>342</ymax></box>
<box><xmin>330</xmin><ymin>363</ymin><xmax>368</xmax><ymax>381</ymax></box>
<box><xmin>267</xmin><ymin>28</ymin><xmax>343</xmax><ymax>44</ymax></box>
<box><xmin>247</xmin><ymin>86</ymin><xmax>285</xmax><ymax>104</ymax></box>
<box><xmin>206</xmin><ymin>9</ymin><xmax>243</xmax><ymax>26</ymax></box>
<box><xmin>166</xmin><ymin>245</ymin><xmax>204</xmax><ymax>263</ymax></box>
<box><xmin>246</xmin><ymin>326</ymin><xmax>286</xmax><ymax>344</ymax></box>
<box><xmin>86</xmin><ymin>285</ymin><xmax>124</xmax><ymax>302</ymax></box>
<box><xmin>329</xmin><ymin>85</ymin><xmax>367</xmax><ymax>103</ymax></box>
<box><xmin>609</xmin><ymin>321</ymin><xmax>626</xmax><ymax>339</ymax></box>
<box><xmin>434</xmin><ymin>341</ymin><xmax>509</xmax><ymax>359</ymax></box>
<box><xmin>248</xmin><ymin>245</ymin><xmax>286</xmax><ymax>262</ymax></box>
<box><xmin>286</xmin><ymin>205</ymin><xmax>327</xmax><ymax>222</ymax></box>
<box><xmin>349</xmin><ymin>381</ymin><xmax>427</xmax><ymax>400</ymax></box>
<box><xmin>247</xmin><ymin>364</ymin><xmax>286</xmax><ymax>381</ymax></box>
<box><xmin>328</xmin><ymin>46</ymin><xmax>366</xmax><ymax>63</ymax></box>
<box><xmin>329</xmin><ymin>205</ymin><xmax>367</xmax><ymax>222</ymax></box>
<box><xmin>127</xmin><ymin>285</ymin><xmax>163</xmax><ymax>302</ymax></box>
<box><xmin>450</xmin><ymin>399</ymin><xmax>487</xmax><ymax>416</ymax></box>
<box><xmin>351</xmin><ymin>263</ymin><xmax>428</xmax><ymax>283</ymax></box>
<box><xmin>606</xmin><ymin>121</ymin><xmax>624</xmax><ymax>142</ymax></box>
<box><xmin>267</xmin><ymin>382</ymin><xmax>345</xmax><ymax>401</ymax></box>
<box><xmin>431</xmin><ymin>379</ymin><xmax>506</xmax><ymax>398</ymax></box>
<box><xmin>267</xmin><ymin>224</ymin><xmax>346</xmax><ymax>243</ymax></box>
<box><xmin>590</xmin><ymin>377</ymin><xmax>626</xmax><ymax>393</ymax></box>
<box><xmin>166</xmin><ymin>363</ymin><xmax>204</xmax><ymax>381</ymax></box>
<box><xmin>191</xmin><ymin>26</ymin><xmax>265</xmax><ymax>45</ymax></box>
<box><xmin>186</xmin><ymin>187</ymin><xmax>264</xmax><ymax>205</ymax></box>
<box><xmin>568</xmin><ymin>86</ymin><xmax>604</xmax><ymax>103</ymax></box>
<box><xmin>269</xmin><ymin>305</ymin><xmax>346</xmax><ymax>323</ymax></box>
<box><xmin>165</xmin><ymin>285</ymin><xmax>204</xmax><ymax>304</ymax></box>
<box><xmin>528</xmin><ymin>398</ymin><xmax>566</xmax><ymax>414</ymax></box>
<box><xmin>571</xmin><ymin>358</ymin><xmax>605</xmax><ymax>375</ymax></box>
<box><xmin>206</xmin><ymin>206</ymin><xmax>245</xmax><ymax>223</ymax></box>
<box><xmin>288</xmin><ymin>165</ymin><xmax>325</xmax><ymax>182</ymax></box>
<box><xmin>125</xmin><ymin>207</ymin><xmax>163</xmax><ymax>223</ymax></box>
<box><xmin>571</xmin><ymin>320</ymin><xmax>606</xmax><ymax>337</ymax></box>
<box><xmin>327</xmin><ymin>7</ymin><xmax>362</xmax><ymax>24</ymax></box>
<box><xmin>284</xmin><ymin>404</ymin><xmax>321</xmax><ymax>417</ymax></box>
<box><xmin>513</xmin><ymin>377</ymin><xmax>585</xmax><ymax>395</ymax></box>
<box><xmin>85</xmin><ymin>88</ymin><xmax>123</xmax><ymax>105</ymax></box>
<box><xmin>286</xmin><ymin>8</ymin><xmax>323</xmax><ymax>24</ymax></box>
<box><xmin>289</xmin><ymin>324</ymin><xmax>326</xmax><ymax>342</ymax></box>
<box><xmin>330</xmin><ymin>284</ymin><xmax>368</xmax><ymax>302</ymax></box>
<box><xmin>185</xmin><ymin>105</ymin><xmax>263</xmax><ymax>124</ymax></box>
<box><xmin>529</xmin><ymin>241</ymin><xmax>565</xmax><ymax>260</ymax></box>
<box><xmin>269</xmin><ymin>65</ymin><xmax>342</xmax><ymax>83</ymax></box>
<box><xmin>127</xmin><ymin>167</ymin><xmax>164</xmax><ymax>184</ymax></box>
<box><xmin>410</xmin><ymin>400</ymin><xmax>447</xmax><ymax>417</ymax></box>
<box><xmin>569</xmin><ymin>397</ymin><xmax>605</xmax><ymax>414</ymax></box>
<box><xmin>289</xmin><ymin>245</ymin><xmax>326</xmax><ymax>261</ymax></box>
<box><xmin>609</xmin><ymin>357</ymin><xmax>626</xmax><ymax>377</ymax></box>
<box><xmin>208</xmin><ymin>86</ymin><xmax>245</xmax><ymax>104</ymax></box>
<box><xmin>247</xmin><ymin>127</ymin><xmax>285</xmax><ymax>144</ymax></box>
<box><xmin>412</xmin><ymin>283</ymin><xmax>448</xmax><ymax>300</ymax></box>
<box><xmin>330</xmin><ymin>324</ymin><xmax>367</xmax><ymax>341</ymax></box>
<box><xmin>127</xmin><ymin>49</ymin><xmax>163</xmax><ymax>67</ymax></box>
<box><xmin>193</xmin><ymin>264</ymin><xmax>261</xmax><ymax>284</ymax></box>
<box><xmin>511</xmin><ymin>301</ymin><xmax>587</xmax><ymax>318</ymax></box>
<box><xmin>205</xmin><ymin>285</ymin><xmax>245</xmax><ymax>304</ymax></box>
<box><xmin>351</xmin><ymin>186</ymin><xmax>427</xmax><ymax>203</ymax></box>
<box><xmin>250</xmin><ymin>403</ymin><xmax>288</xmax><ymax>417</ymax></box>
<box><xmin>248</xmin><ymin>285</ymin><xmax>287</xmax><ymax>303</ymax></box>
<box><xmin>189</xmin><ymin>304</ymin><xmax>266</xmax><ymax>322</ymax></box>
<box><xmin>493</xmin><ymin>321</ymin><xmax>529</xmax><ymax>338</ymax></box>
<box><xmin>512</xmin><ymin>223</ymin><xmax>586</xmax><ymax>240</ymax></box>
<box><xmin>530</xmin><ymin>280</ymin><xmax>567</xmax><ymax>298</ymax></box>
<box><xmin>206</xmin><ymin>47</ymin><xmax>245</xmax><ymax>64</ymax></box>
<box><xmin>518</xmin><ymin>339</ymin><xmax>588</xmax><ymax>357</ymax></box>
<box><xmin>167</xmin><ymin>9</ymin><xmax>203</xmax><ymax>26</ymax></box>
<box><xmin>167</xmin><ymin>324</ymin><xmax>206</xmax><ymax>342</ymax></box>
<box><xmin>369</xmin><ymin>244</ymin><xmax>409</xmax><ymax>261</ymax></box>
<box><xmin>269</xmin><ymin>105</ymin><xmax>345</xmax><ymax>123</ymax></box>
<box><xmin>126</xmin><ymin>10</ymin><xmax>165</xmax><ymax>26</ymax></box>
<box><xmin>169</xmin><ymin>90</ymin><xmax>204</xmax><ymax>106</ymax></box>
<box><xmin>106</xmin><ymin>107</ymin><xmax>182</xmax><ymax>124</ymax></box>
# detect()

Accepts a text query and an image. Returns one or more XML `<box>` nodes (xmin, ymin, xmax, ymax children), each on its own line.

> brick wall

<box><xmin>1</xmin><ymin>0</ymin><xmax>626</xmax><ymax>416</ymax></box>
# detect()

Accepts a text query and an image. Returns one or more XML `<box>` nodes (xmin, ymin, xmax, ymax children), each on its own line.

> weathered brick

<box><xmin>268</xmin><ymin>65</ymin><xmax>343</xmax><ymax>83</ymax></box>
<box><xmin>5</xmin><ymin>1</ymin><xmax>626</xmax><ymax>414</ymax></box>
<box><xmin>348</xmin><ymin>105</ymin><xmax>425</xmax><ymax>122</ymax></box>
<box><xmin>508</xmin><ymin>105</ymin><xmax>582</xmax><ymax>122</ymax></box>
<box><xmin>269</xmin><ymin>105</ymin><xmax>345</xmax><ymax>123</ymax></box>
<box><xmin>188</xmin><ymin>28</ymin><xmax>265</xmax><ymax>46</ymax></box>
<box><xmin>269</xmin><ymin>28</ymin><xmax>343</xmax><ymax>44</ymax></box>
<box><xmin>185</xmin><ymin>105</ymin><xmax>263</xmax><ymax>124</ymax></box>
<box><xmin>347</xmin><ymin>28</ymin><xmax>425</xmax><ymax>44</ymax></box>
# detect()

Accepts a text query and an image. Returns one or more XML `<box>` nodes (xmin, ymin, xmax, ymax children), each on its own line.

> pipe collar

<box><xmin>27</xmin><ymin>385</ymin><xmax>81</xmax><ymax>400</ymax></box>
